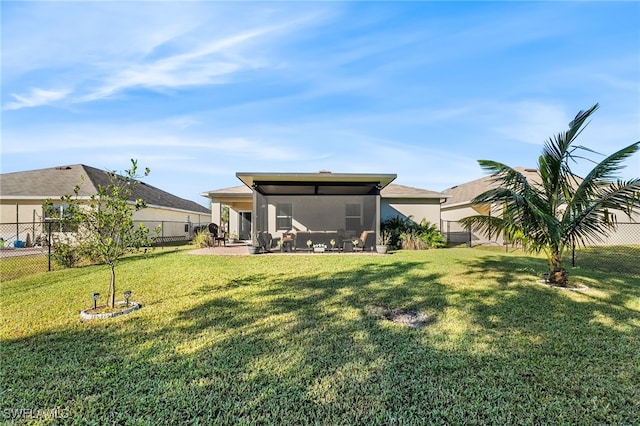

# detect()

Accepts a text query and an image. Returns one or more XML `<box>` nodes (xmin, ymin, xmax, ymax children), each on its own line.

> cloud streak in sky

<box><xmin>3</xmin><ymin>3</ymin><xmax>327</xmax><ymax>109</ymax></box>
<box><xmin>4</xmin><ymin>88</ymin><xmax>71</xmax><ymax>111</ymax></box>
<box><xmin>2</xmin><ymin>1</ymin><xmax>638</xmax><ymax>204</ymax></box>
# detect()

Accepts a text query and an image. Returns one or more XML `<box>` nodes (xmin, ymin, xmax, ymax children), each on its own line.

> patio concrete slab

<box><xmin>188</xmin><ymin>244</ymin><xmax>381</xmax><ymax>256</ymax></box>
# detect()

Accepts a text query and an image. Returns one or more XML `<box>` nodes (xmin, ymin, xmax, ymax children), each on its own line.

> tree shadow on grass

<box><xmin>461</xmin><ymin>252</ymin><xmax>546</xmax><ymax>287</ymax></box>
<box><xmin>569</xmin><ymin>245</ymin><xmax>640</xmax><ymax>277</ymax></box>
<box><xmin>460</xmin><ymin>251</ymin><xmax>640</xmax><ymax>315</ymax></box>
<box><xmin>2</xmin><ymin>254</ymin><xmax>639</xmax><ymax>424</ymax></box>
<box><xmin>2</xmin><ymin>259</ymin><xmax>450</xmax><ymax>423</ymax></box>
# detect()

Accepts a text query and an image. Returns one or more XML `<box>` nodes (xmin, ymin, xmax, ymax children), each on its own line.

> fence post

<box><xmin>16</xmin><ymin>204</ymin><xmax>19</xmax><ymax>242</ymax></box>
<box><xmin>47</xmin><ymin>220</ymin><xmax>52</xmax><ymax>272</ymax></box>
<box><xmin>444</xmin><ymin>220</ymin><xmax>449</xmax><ymax>244</ymax></box>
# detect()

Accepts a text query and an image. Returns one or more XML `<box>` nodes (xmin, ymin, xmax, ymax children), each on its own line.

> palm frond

<box><xmin>566</xmin><ymin>104</ymin><xmax>599</xmax><ymax>146</ymax></box>
<box><xmin>458</xmin><ymin>215</ymin><xmax>511</xmax><ymax>240</ymax></box>
<box><xmin>538</xmin><ymin>104</ymin><xmax>600</xmax><ymax>208</ymax></box>
<box><xmin>571</xmin><ymin>142</ymin><xmax>639</xmax><ymax>209</ymax></box>
<box><xmin>461</xmin><ymin>104</ymin><xmax>638</xmax><ymax>280</ymax></box>
<box><xmin>566</xmin><ymin>178</ymin><xmax>640</xmax><ymax>243</ymax></box>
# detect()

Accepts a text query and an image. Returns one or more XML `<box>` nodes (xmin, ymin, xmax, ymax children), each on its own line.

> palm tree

<box><xmin>460</xmin><ymin>104</ymin><xmax>640</xmax><ymax>286</ymax></box>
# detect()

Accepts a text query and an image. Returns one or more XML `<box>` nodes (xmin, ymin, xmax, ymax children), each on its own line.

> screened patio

<box><xmin>237</xmin><ymin>172</ymin><xmax>396</xmax><ymax>251</ymax></box>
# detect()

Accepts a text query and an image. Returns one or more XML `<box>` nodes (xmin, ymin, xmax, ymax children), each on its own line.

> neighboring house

<box><xmin>201</xmin><ymin>171</ymin><xmax>448</xmax><ymax>250</ymax></box>
<box><xmin>441</xmin><ymin>167</ymin><xmax>639</xmax><ymax>246</ymax></box>
<box><xmin>0</xmin><ymin>164</ymin><xmax>210</xmax><ymax>245</ymax></box>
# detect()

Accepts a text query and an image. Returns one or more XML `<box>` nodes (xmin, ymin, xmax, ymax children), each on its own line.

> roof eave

<box><xmin>236</xmin><ymin>172</ymin><xmax>397</xmax><ymax>189</ymax></box>
<box><xmin>382</xmin><ymin>193</ymin><xmax>450</xmax><ymax>199</ymax></box>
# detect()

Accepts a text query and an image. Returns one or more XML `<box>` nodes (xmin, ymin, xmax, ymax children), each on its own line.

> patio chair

<box><xmin>355</xmin><ymin>230</ymin><xmax>375</xmax><ymax>251</ymax></box>
<box><xmin>257</xmin><ymin>231</ymin><xmax>273</xmax><ymax>253</ymax></box>
<box><xmin>282</xmin><ymin>232</ymin><xmax>295</xmax><ymax>252</ymax></box>
<box><xmin>208</xmin><ymin>223</ymin><xmax>226</xmax><ymax>247</ymax></box>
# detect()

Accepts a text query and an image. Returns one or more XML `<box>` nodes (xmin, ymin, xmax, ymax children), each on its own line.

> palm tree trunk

<box><xmin>549</xmin><ymin>251</ymin><xmax>568</xmax><ymax>286</ymax></box>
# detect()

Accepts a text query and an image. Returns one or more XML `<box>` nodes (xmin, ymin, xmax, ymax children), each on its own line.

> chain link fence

<box><xmin>441</xmin><ymin>220</ymin><xmax>640</xmax><ymax>275</ymax></box>
<box><xmin>0</xmin><ymin>220</ymin><xmax>200</xmax><ymax>282</ymax></box>
<box><xmin>0</xmin><ymin>221</ymin><xmax>52</xmax><ymax>281</ymax></box>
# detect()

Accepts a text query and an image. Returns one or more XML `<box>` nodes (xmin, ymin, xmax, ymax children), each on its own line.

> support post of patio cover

<box><xmin>375</xmin><ymin>193</ymin><xmax>381</xmax><ymax>245</ymax></box>
<box><xmin>251</xmin><ymin>187</ymin><xmax>258</xmax><ymax>246</ymax></box>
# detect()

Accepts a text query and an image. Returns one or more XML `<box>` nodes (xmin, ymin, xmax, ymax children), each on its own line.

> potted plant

<box><xmin>247</xmin><ymin>244</ymin><xmax>258</xmax><ymax>255</ymax></box>
<box><xmin>306</xmin><ymin>239</ymin><xmax>313</xmax><ymax>252</ymax></box>
<box><xmin>352</xmin><ymin>239</ymin><xmax>360</xmax><ymax>251</ymax></box>
<box><xmin>330</xmin><ymin>239</ymin><xmax>336</xmax><ymax>251</ymax></box>
<box><xmin>313</xmin><ymin>243</ymin><xmax>327</xmax><ymax>253</ymax></box>
<box><xmin>376</xmin><ymin>231</ymin><xmax>390</xmax><ymax>254</ymax></box>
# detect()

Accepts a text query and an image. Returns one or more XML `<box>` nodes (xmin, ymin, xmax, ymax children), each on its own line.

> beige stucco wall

<box><xmin>381</xmin><ymin>198</ymin><xmax>442</xmax><ymax>229</ymax></box>
<box><xmin>0</xmin><ymin>199</ymin><xmax>47</xmax><ymax>223</ymax></box>
<box><xmin>441</xmin><ymin>203</ymin><xmax>491</xmax><ymax>221</ymax></box>
<box><xmin>589</xmin><ymin>208</ymin><xmax>639</xmax><ymax>246</ymax></box>
<box><xmin>1</xmin><ymin>198</ymin><xmax>209</xmax><ymax>244</ymax></box>
<box><xmin>1</xmin><ymin>199</ymin><xmax>207</xmax><ymax>224</ymax></box>
<box><xmin>134</xmin><ymin>205</ymin><xmax>209</xmax><ymax>225</ymax></box>
<box><xmin>609</xmin><ymin>208</ymin><xmax>640</xmax><ymax>223</ymax></box>
<box><xmin>229</xmin><ymin>210</ymin><xmax>239</xmax><ymax>238</ymax></box>
<box><xmin>442</xmin><ymin>203</ymin><xmax>639</xmax><ymax>247</ymax></box>
<box><xmin>210</xmin><ymin>202</ymin><xmax>222</xmax><ymax>228</ymax></box>
<box><xmin>441</xmin><ymin>203</ymin><xmax>506</xmax><ymax>245</ymax></box>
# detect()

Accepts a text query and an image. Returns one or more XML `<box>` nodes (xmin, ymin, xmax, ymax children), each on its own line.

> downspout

<box><xmin>438</xmin><ymin>197</ymin><xmax>447</xmax><ymax>231</ymax></box>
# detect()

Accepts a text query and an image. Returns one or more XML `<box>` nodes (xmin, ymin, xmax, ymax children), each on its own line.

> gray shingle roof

<box><xmin>381</xmin><ymin>183</ymin><xmax>448</xmax><ymax>199</ymax></box>
<box><xmin>442</xmin><ymin>167</ymin><xmax>540</xmax><ymax>207</ymax></box>
<box><xmin>203</xmin><ymin>185</ymin><xmax>252</xmax><ymax>197</ymax></box>
<box><xmin>0</xmin><ymin>164</ymin><xmax>210</xmax><ymax>214</ymax></box>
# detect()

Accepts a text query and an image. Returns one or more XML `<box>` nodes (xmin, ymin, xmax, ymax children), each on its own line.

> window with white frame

<box><xmin>44</xmin><ymin>203</ymin><xmax>77</xmax><ymax>232</ymax></box>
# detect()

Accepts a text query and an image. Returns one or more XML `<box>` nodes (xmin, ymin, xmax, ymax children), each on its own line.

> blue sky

<box><xmin>2</xmin><ymin>1</ymin><xmax>639</xmax><ymax>207</ymax></box>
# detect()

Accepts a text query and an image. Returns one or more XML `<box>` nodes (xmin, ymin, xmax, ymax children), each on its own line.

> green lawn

<box><xmin>1</xmin><ymin>248</ymin><xmax>639</xmax><ymax>424</ymax></box>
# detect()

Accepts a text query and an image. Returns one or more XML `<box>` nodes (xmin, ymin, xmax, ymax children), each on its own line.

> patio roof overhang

<box><xmin>236</xmin><ymin>172</ymin><xmax>397</xmax><ymax>196</ymax></box>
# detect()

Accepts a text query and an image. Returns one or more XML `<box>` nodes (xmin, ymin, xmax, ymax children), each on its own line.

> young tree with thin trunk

<box><xmin>460</xmin><ymin>104</ymin><xmax>640</xmax><ymax>286</ymax></box>
<box><xmin>50</xmin><ymin>159</ymin><xmax>157</xmax><ymax>307</ymax></box>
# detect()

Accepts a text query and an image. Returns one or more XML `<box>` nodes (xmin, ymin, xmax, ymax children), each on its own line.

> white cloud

<box><xmin>3</xmin><ymin>3</ymin><xmax>331</xmax><ymax>108</ymax></box>
<box><xmin>78</xmin><ymin>28</ymin><xmax>274</xmax><ymax>102</ymax></box>
<box><xmin>4</xmin><ymin>88</ymin><xmax>71</xmax><ymax>111</ymax></box>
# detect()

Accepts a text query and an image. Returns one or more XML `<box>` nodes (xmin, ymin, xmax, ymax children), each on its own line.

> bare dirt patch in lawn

<box><xmin>367</xmin><ymin>305</ymin><xmax>436</xmax><ymax>328</ymax></box>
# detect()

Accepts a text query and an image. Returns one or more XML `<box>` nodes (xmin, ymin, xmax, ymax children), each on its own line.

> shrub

<box><xmin>51</xmin><ymin>239</ymin><xmax>84</xmax><ymax>268</ymax></box>
<box><xmin>381</xmin><ymin>216</ymin><xmax>415</xmax><ymax>249</ymax></box>
<box><xmin>193</xmin><ymin>230</ymin><xmax>210</xmax><ymax>248</ymax></box>
<box><xmin>383</xmin><ymin>216</ymin><xmax>445</xmax><ymax>250</ymax></box>
<box><xmin>417</xmin><ymin>220</ymin><xmax>446</xmax><ymax>249</ymax></box>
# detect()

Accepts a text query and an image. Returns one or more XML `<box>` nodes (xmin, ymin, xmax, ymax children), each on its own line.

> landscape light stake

<box><xmin>92</xmin><ymin>293</ymin><xmax>100</xmax><ymax>310</ymax></box>
<box><xmin>124</xmin><ymin>291</ymin><xmax>132</xmax><ymax>308</ymax></box>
